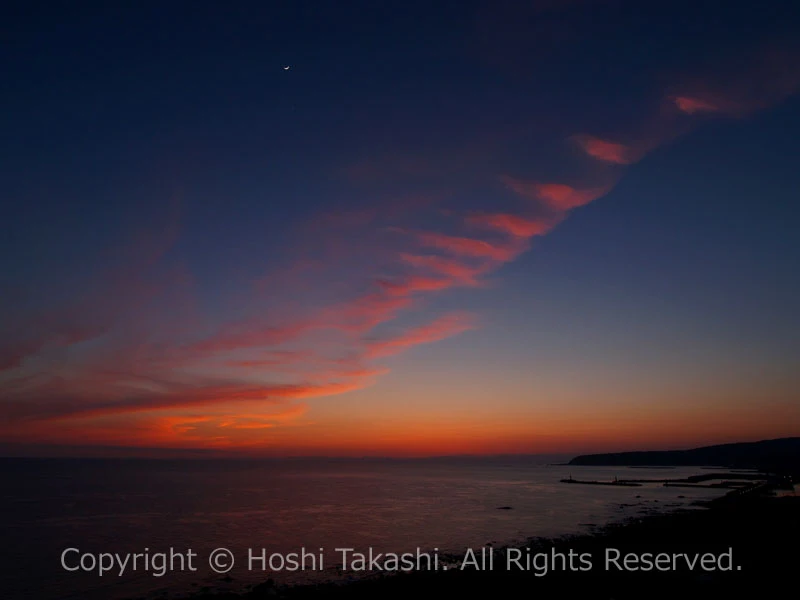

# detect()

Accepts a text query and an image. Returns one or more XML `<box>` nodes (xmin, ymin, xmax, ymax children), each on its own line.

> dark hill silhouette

<box><xmin>568</xmin><ymin>437</ymin><xmax>800</xmax><ymax>475</ymax></box>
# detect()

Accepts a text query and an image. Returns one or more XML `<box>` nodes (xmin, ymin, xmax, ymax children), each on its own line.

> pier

<box><xmin>559</xmin><ymin>471</ymin><xmax>775</xmax><ymax>490</ymax></box>
<box><xmin>560</xmin><ymin>476</ymin><xmax>642</xmax><ymax>487</ymax></box>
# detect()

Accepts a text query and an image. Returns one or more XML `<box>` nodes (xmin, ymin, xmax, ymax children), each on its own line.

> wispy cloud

<box><xmin>669</xmin><ymin>43</ymin><xmax>800</xmax><ymax>119</ymax></box>
<box><xmin>399</xmin><ymin>253</ymin><xmax>480</xmax><ymax>279</ymax></box>
<box><xmin>413</xmin><ymin>230</ymin><xmax>527</xmax><ymax>262</ymax></box>
<box><xmin>672</xmin><ymin>95</ymin><xmax>720</xmax><ymax>115</ymax></box>
<box><xmin>572</xmin><ymin>134</ymin><xmax>634</xmax><ymax>165</ymax></box>
<box><xmin>365</xmin><ymin>312</ymin><xmax>478</xmax><ymax>359</ymax></box>
<box><xmin>464</xmin><ymin>212</ymin><xmax>556</xmax><ymax>237</ymax></box>
<box><xmin>500</xmin><ymin>176</ymin><xmax>612</xmax><ymax>211</ymax></box>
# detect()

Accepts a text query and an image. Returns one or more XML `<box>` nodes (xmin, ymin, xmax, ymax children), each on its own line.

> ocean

<box><xmin>0</xmin><ymin>457</ymin><xmax>728</xmax><ymax>600</ymax></box>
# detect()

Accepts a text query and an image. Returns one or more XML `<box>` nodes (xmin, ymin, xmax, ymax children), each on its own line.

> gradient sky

<box><xmin>2</xmin><ymin>0</ymin><xmax>799</xmax><ymax>457</ymax></box>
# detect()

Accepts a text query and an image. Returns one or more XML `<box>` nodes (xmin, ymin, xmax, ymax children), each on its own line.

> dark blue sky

<box><xmin>1</xmin><ymin>0</ymin><xmax>799</xmax><ymax>455</ymax></box>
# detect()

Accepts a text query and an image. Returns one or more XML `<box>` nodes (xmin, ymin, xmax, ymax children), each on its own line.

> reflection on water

<box><xmin>0</xmin><ymin>458</ymin><xmax>728</xmax><ymax>600</ymax></box>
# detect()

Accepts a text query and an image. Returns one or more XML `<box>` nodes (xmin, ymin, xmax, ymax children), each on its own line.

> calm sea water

<box><xmin>0</xmin><ymin>457</ymin><xmax>728</xmax><ymax>600</ymax></box>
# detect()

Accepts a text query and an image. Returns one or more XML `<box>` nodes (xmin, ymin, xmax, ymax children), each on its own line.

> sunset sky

<box><xmin>2</xmin><ymin>1</ymin><xmax>799</xmax><ymax>457</ymax></box>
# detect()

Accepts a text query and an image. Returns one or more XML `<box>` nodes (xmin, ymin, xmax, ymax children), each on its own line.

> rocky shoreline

<box><xmin>173</xmin><ymin>487</ymin><xmax>798</xmax><ymax>600</ymax></box>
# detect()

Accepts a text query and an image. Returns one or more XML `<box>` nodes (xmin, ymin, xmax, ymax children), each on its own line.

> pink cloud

<box><xmin>365</xmin><ymin>312</ymin><xmax>477</xmax><ymax>359</ymax></box>
<box><xmin>500</xmin><ymin>175</ymin><xmax>612</xmax><ymax>211</ymax></box>
<box><xmin>673</xmin><ymin>95</ymin><xmax>720</xmax><ymax>115</ymax></box>
<box><xmin>377</xmin><ymin>276</ymin><xmax>459</xmax><ymax>296</ymax></box>
<box><xmin>224</xmin><ymin>350</ymin><xmax>315</xmax><ymax>369</ymax></box>
<box><xmin>573</xmin><ymin>135</ymin><xmax>633</xmax><ymax>164</ymax></box>
<box><xmin>399</xmin><ymin>253</ymin><xmax>489</xmax><ymax>283</ymax></box>
<box><xmin>6</xmin><ymin>374</ymin><xmax>379</xmax><ymax>424</ymax></box>
<box><xmin>669</xmin><ymin>43</ymin><xmax>800</xmax><ymax>119</ymax></box>
<box><xmin>190</xmin><ymin>290</ymin><xmax>413</xmax><ymax>359</ymax></box>
<box><xmin>414</xmin><ymin>231</ymin><xmax>525</xmax><ymax>262</ymax></box>
<box><xmin>464</xmin><ymin>212</ymin><xmax>556</xmax><ymax>238</ymax></box>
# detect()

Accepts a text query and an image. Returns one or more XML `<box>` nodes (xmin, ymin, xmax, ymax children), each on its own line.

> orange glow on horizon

<box><xmin>4</xmin><ymin>395</ymin><xmax>796</xmax><ymax>458</ymax></box>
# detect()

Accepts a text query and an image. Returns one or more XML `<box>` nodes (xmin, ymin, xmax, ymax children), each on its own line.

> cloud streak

<box><xmin>500</xmin><ymin>176</ymin><xmax>613</xmax><ymax>211</ymax></box>
<box><xmin>465</xmin><ymin>212</ymin><xmax>557</xmax><ymax>237</ymax></box>
<box><xmin>573</xmin><ymin>135</ymin><xmax>634</xmax><ymax>165</ymax></box>
<box><xmin>365</xmin><ymin>313</ymin><xmax>478</xmax><ymax>359</ymax></box>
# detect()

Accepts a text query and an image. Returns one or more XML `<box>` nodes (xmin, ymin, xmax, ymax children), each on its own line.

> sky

<box><xmin>1</xmin><ymin>0</ymin><xmax>799</xmax><ymax>457</ymax></box>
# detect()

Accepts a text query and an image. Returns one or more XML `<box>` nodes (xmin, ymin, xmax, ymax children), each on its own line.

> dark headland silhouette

<box><xmin>568</xmin><ymin>437</ymin><xmax>800</xmax><ymax>475</ymax></box>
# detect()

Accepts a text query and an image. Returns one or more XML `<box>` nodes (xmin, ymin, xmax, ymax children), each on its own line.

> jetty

<box><xmin>559</xmin><ymin>470</ymin><xmax>777</xmax><ymax>490</ymax></box>
<box><xmin>560</xmin><ymin>476</ymin><xmax>642</xmax><ymax>487</ymax></box>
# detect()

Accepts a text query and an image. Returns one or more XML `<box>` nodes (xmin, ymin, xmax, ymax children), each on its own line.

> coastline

<box><xmin>176</xmin><ymin>485</ymin><xmax>798</xmax><ymax>600</ymax></box>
